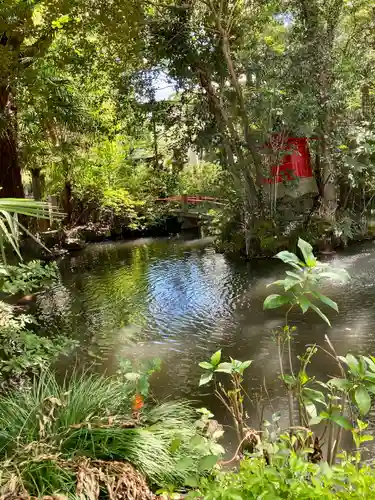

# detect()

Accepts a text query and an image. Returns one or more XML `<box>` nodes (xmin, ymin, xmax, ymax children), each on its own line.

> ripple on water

<box><xmin>39</xmin><ymin>238</ymin><xmax>375</xmax><ymax>452</ymax></box>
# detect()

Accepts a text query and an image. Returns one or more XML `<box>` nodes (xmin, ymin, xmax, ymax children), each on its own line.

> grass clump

<box><xmin>0</xmin><ymin>371</ymin><xmax>221</xmax><ymax>497</ymax></box>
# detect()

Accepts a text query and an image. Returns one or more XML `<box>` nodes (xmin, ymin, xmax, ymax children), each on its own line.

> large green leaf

<box><xmin>340</xmin><ymin>354</ymin><xmax>360</xmax><ymax>376</ymax></box>
<box><xmin>355</xmin><ymin>386</ymin><xmax>371</xmax><ymax>415</ymax></box>
<box><xmin>327</xmin><ymin>378</ymin><xmax>351</xmax><ymax>391</ymax></box>
<box><xmin>313</xmin><ymin>292</ymin><xmax>338</xmax><ymax>312</ymax></box>
<box><xmin>285</xmin><ymin>270</ymin><xmax>304</xmax><ymax>281</ymax></box>
<box><xmin>263</xmin><ymin>294</ymin><xmax>290</xmax><ymax>310</ymax></box>
<box><xmin>198</xmin><ymin>454</ymin><xmax>218</xmax><ymax>471</ymax></box>
<box><xmin>274</xmin><ymin>250</ymin><xmax>304</xmax><ymax>269</ymax></box>
<box><xmin>330</xmin><ymin>414</ymin><xmax>352</xmax><ymax>430</ymax></box>
<box><xmin>199</xmin><ymin>372</ymin><xmax>213</xmax><ymax>386</ymax></box>
<box><xmin>363</xmin><ymin>356</ymin><xmax>375</xmax><ymax>373</ymax></box>
<box><xmin>215</xmin><ymin>362</ymin><xmax>233</xmax><ymax>374</ymax></box>
<box><xmin>303</xmin><ymin>387</ymin><xmax>326</xmax><ymax>405</ymax></box>
<box><xmin>199</xmin><ymin>362</ymin><xmax>213</xmax><ymax>370</ymax></box>
<box><xmin>298</xmin><ymin>295</ymin><xmax>311</xmax><ymax>314</ymax></box>
<box><xmin>298</xmin><ymin>238</ymin><xmax>316</xmax><ymax>267</ymax></box>
<box><xmin>310</xmin><ymin>303</ymin><xmax>331</xmax><ymax>326</ymax></box>
<box><xmin>210</xmin><ymin>350</ymin><xmax>221</xmax><ymax>366</ymax></box>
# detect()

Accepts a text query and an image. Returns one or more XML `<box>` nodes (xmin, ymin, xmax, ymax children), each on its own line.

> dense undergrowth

<box><xmin>0</xmin><ymin>371</ymin><xmax>222</xmax><ymax>498</ymax></box>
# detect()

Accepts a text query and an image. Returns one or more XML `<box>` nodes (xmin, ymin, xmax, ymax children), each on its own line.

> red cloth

<box><xmin>264</xmin><ymin>137</ymin><xmax>313</xmax><ymax>184</ymax></box>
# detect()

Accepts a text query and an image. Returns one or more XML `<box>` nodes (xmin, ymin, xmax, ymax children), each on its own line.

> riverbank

<box><xmin>21</xmin><ymin>216</ymin><xmax>189</xmax><ymax>260</ymax></box>
<box><xmin>3</xmin><ymin>239</ymin><xmax>375</xmax><ymax>498</ymax></box>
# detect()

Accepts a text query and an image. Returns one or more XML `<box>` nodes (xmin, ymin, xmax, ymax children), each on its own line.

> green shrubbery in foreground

<box><xmin>197</xmin><ymin>453</ymin><xmax>375</xmax><ymax>499</ymax></box>
<box><xmin>189</xmin><ymin>240</ymin><xmax>375</xmax><ymax>499</ymax></box>
<box><xmin>0</xmin><ymin>371</ymin><xmax>221</xmax><ymax>498</ymax></box>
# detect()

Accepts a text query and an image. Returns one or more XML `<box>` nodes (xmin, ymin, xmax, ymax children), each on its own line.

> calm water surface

<box><xmin>38</xmin><ymin>236</ymin><xmax>375</xmax><ymax>447</ymax></box>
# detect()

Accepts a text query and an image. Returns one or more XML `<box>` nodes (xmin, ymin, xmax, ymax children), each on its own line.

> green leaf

<box><xmin>298</xmin><ymin>295</ymin><xmax>311</xmax><ymax>314</ymax></box>
<box><xmin>124</xmin><ymin>372</ymin><xmax>140</xmax><ymax>382</ymax></box>
<box><xmin>239</xmin><ymin>360</ymin><xmax>252</xmax><ymax>372</ymax></box>
<box><xmin>283</xmin><ymin>277</ymin><xmax>301</xmax><ymax>291</ymax></box>
<box><xmin>215</xmin><ymin>362</ymin><xmax>233</xmax><ymax>374</ymax></box>
<box><xmin>309</xmin><ymin>416</ymin><xmax>324</xmax><ymax>425</ymax></box>
<box><xmin>319</xmin><ymin>269</ymin><xmax>350</xmax><ymax>283</ymax></box>
<box><xmin>328</xmin><ymin>378</ymin><xmax>351</xmax><ymax>391</ymax></box>
<box><xmin>199</xmin><ymin>362</ymin><xmax>213</xmax><ymax>370</ymax></box>
<box><xmin>170</xmin><ymin>437</ymin><xmax>182</xmax><ymax>453</ymax></box>
<box><xmin>303</xmin><ymin>388</ymin><xmax>326</xmax><ymax>405</ymax></box>
<box><xmin>190</xmin><ymin>435</ymin><xmax>206</xmax><ymax>448</ymax></box>
<box><xmin>199</xmin><ymin>372</ymin><xmax>213</xmax><ymax>386</ymax></box>
<box><xmin>313</xmin><ymin>292</ymin><xmax>338</xmax><ymax>312</ymax></box>
<box><xmin>176</xmin><ymin>457</ymin><xmax>195</xmax><ymax>471</ymax></box>
<box><xmin>263</xmin><ymin>294</ymin><xmax>291</xmax><ymax>310</ymax></box>
<box><xmin>360</xmin><ymin>435</ymin><xmax>374</xmax><ymax>444</ymax></box>
<box><xmin>355</xmin><ymin>386</ymin><xmax>371</xmax><ymax>415</ymax></box>
<box><xmin>281</xmin><ymin>374</ymin><xmax>297</xmax><ymax>386</ymax></box>
<box><xmin>310</xmin><ymin>303</ymin><xmax>331</xmax><ymax>326</ymax></box>
<box><xmin>305</xmin><ymin>402</ymin><xmax>317</xmax><ymax>418</ymax></box>
<box><xmin>285</xmin><ymin>270</ymin><xmax>304</xmax><ymax>281</ymax></box>
<box><xmin>331</xmin><ymin>415</ymin><xmax>352</xmax><ymax>430</ymax></box>
<box><xmin>365</xmin><ymin>383</ymin><xmax>375</xmax><ymax>394</ymax></box>
<box><xmin>298</xmin><ymin>238</ymin><xmax>316</xmax><ymax>267</ymax></box>
<box><xmin>267</xmin><ymin>279</ymin><xmax>286</xmax><ymax>288</ymax></box>
<box><xmin>185</xmin><ymin>476</ymin><xmax>198</xmax><ymax>488</ymax></box>
<box><xmin>345</xmin><ymin>354</ymin><xmax>360</xmax><ymax>375</ymax></box>
<box><xmin>363</xmin><ymin>356</ymin><xmax>375</xmax><ymax>373</ymax></box>
<box><xmin>210</xmin><ymin>350</ymin><xmax>221</xmax><ymax>366</ymax></box>
<box><xmin>357</xmin><ymin>419</ymin><xmax>368</xmax><ymax>431</ymax></box>
<box><xmin>274</xmin><ymin>250</ymin><xmax>304</xmax><ymax>269</ymax></box>
<box><xmin>198</xmin><ymin>454</ymin><xmax>218</xmax><ymax>471</ymax></box>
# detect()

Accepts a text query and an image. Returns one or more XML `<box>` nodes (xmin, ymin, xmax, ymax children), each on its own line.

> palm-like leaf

<box><xmin>0</xmin><ymin>198</ymin><xmax>64</xmax><ymax>263</ymax></box>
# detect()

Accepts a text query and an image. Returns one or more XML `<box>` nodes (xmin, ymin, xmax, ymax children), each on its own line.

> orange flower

<box><xmin>132</xmin><ymin>394</ymin><xmax>144</xmax><ymax>412</ymax></box>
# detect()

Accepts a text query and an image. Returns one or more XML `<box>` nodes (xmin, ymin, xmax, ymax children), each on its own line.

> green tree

<box><xmin>0</xmin><ymin>0</ymin><xmax>143</xmax><ymax>198</ymax></box>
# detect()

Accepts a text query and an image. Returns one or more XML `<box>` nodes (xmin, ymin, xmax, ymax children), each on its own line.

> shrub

<box><xmin>0</xmin><ymin>301</ymin><xmax>75</xmax><ymax>382</ymax></box>
<box><xmin>0</xmin><ymin>371</ymin><xmax>222</xmax><ymax>496</ymax></box>
<box><xmin>0</xmin><ymin>260</ymin><xmax>59</xmax><ymax>296</ymax></box>
<box><xmin>197</xmin><ymin>452</ymin><xmax>375</xmax><ymax>499</ymax></box>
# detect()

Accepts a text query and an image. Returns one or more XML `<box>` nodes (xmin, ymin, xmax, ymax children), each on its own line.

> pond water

<box><xmin>38</xmin><ymin>236</ymin><xmax>375</xmax><ymax>450</ymax></box>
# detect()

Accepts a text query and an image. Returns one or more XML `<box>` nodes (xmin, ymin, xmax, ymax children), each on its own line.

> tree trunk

<box><xmin>0</xmin><ymin>84</ymin><xmax>24</xmax><ymax>198</ymax></box>
<box><xmin>31</xmin><ymin>168</ymin><xmax>43</xmax><ymax>201</ymax></box>
<box><xmin>62</xmin><ymin>180</ymin><xmax>73</xmax><ymax>224</ymax></box>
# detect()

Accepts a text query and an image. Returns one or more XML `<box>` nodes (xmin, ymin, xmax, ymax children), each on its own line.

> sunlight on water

<box><xmin>39</xmin><ymin>238</ymin><xmax>375</xmax><ymax>449</ymax></box>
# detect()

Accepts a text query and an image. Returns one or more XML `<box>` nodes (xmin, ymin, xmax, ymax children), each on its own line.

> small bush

<box><xmin>0</xmin><ymin>301</ymin><xmax>75</xmax><ymax>382</ymax></box>
<box><xmin>198</xmin><ymin>452</ymin><xmax>375</xmax><ymax>499</ymax></box>
<box><xmin>0</xmin><ymin>371</ymin><xmax>221</xmax><ymax>496</ymax></box>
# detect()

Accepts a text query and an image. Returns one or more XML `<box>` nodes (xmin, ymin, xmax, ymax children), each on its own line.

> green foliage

<box><xmin>117</xmin><ymin>356</ymin><xmax>162</xmax><ymax>398</ymax></box>
<box><xmin>264</xmin><ymin>238</ymin><xmax>350</xmax><ymax>326</ymax></box>
<box><xmin>328</xmin><ymin>353</ymin><xmax>375</xmax><ymax>417</ymax></box>
<box><xmin>0</xmin><ymin>260</ymin><xmax>58</xmax><ymax>295</ymax></box>
<box><xmin>197</xmin><ymin>452</ymin><xmax>375</xmax><ymax>499</ymax></box>
<box><xmin>199</xmin><ymin>350</ymin><xmax>252</xmax><ymax>386</ymax></box>
<box><xmin>0</xmin><ymin>302</ymin><xmax>75</xmax><ymax>380</ymax></box>
<box><xmin>0</xmin><ymin>259</ymin><xmax>73</xmax><ymax>383</ymax></box>
<box><xmin>0</xmin><ymin>371</ymin><xmax>222</xmax><ymax>495</ymax></box>
<box><xmin>177</xmin><ymin>162</ymin><xmax>223</xmax><ymax>198</ymax></box>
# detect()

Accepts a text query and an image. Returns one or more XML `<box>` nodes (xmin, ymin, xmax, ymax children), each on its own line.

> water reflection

<box><xmin>39</xmin><ymin>237</ymin><xmax>375</xmax><ymax>450</ymax></box>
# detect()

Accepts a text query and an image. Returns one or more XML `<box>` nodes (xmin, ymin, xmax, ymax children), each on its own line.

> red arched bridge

<box><xmin>156</xmin><ymin>195</ymin><xmax>222</xmax><ymax>229</ymax></box>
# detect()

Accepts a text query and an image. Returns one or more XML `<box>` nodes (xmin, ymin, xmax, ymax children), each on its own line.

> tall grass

<box><xmin>0</xmin><ymin>371</ymin><xmax>212</xmax><ymax>496</ymax></box>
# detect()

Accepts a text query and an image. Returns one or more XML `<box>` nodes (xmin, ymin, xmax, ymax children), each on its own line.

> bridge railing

<box><xmin>155</xmin><ymin>195</ymin><xmax>223</xmax><ymax>207</ymax></box>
